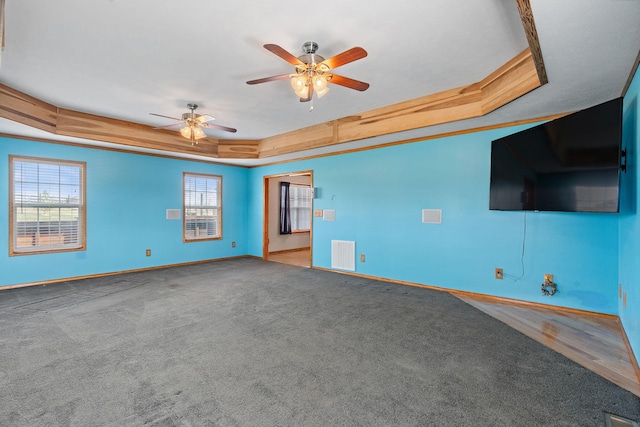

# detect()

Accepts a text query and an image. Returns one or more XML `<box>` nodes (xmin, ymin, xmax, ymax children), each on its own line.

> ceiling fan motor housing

<box><xmin>183</xmin><ymin>103</ymin><xmax>199</xmax><ymax>120</ymax></box>
<box><xmin>302</xmin><ymin>41</ymin><xmax>318</xmax><ymax>54</ymax></box>
<box><xmin>298</xmin><ymin>41</ymin><xmax>326</xmax><ymax>70</ymax></box>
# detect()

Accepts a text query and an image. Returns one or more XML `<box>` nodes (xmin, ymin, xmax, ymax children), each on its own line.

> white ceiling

<box><xmin>0</xmin><ymin>0</ymin><xmax>639</xmax><ymax>166</ymax></box>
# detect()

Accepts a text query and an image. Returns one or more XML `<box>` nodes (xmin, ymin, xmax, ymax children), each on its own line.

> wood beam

<box><xmin>0</xmin><ymin>49</ymin><xmax>543</xmax><ymax>161</ymax></box>
<box><xmin>516</xmin><ymin>0</ymin><xmax>548</xmax><ymax>85</ymax></box>
<box><xmin>479</xmin><ymin>48</ymin><xmax>541</xmax><ymax>113</ymax></box>
<box><xmin>56</xmin><ymin>108</ymin><xmax>220</xmax><ymax>157</ymax></box>
<box><xmin>336</xmin><ymin>84</ymin><xmax>484</xmax><ymax>145</ymax></box>
<box><xmin>0</xmin><ymin>84</ymin><xmax>226</xmax><ymax>158</ymax></box>
<box><xmin>258</xmin><ymin>122</ymin><xmax>336</xmax><ymax>159</ymax></box>
<box><xmin>217</xmin><ymin>140</ymin><xmax>260</xmax><ymax>159</ymax></box>
<box><xmin>0</xmin><ymin>84</ymin><xmax>57</xmax><ymax>132</ymax></box>
<box><xmin>261</xmin><ymin>48</ymin><xmax>541</xmax><ymax>157</ymax></box>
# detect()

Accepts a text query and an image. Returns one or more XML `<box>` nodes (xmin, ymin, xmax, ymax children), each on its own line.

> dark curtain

<box><xmin>279</xmin><ymin>182</ymin><xmax>291</xmax><ymax>235</ymax></box>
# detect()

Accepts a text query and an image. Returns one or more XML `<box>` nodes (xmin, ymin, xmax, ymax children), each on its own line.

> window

<box><xmin>289</xmin><ymin>184</ymin><xmax>312</xmax><ymax>232</ymax></box>
<box><xmin>10</xmin><ymin>156</ymin><xmax>86</xmax><ymax>255</ymax></box>
<box><xmin>183</xmin><ymin>172</ymin><xmax>222</xmax><ymax>241</ymax></box>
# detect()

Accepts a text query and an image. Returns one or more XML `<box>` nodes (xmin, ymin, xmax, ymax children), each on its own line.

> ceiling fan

<box><xmin>150</xmin><ymin>103</ymin><xmax>237</xmax><ymax>145</ymax></box>
<box><xmin>246</xmin><ymin>41</ymin><xmax>369</xmax><ymax>103</ymax></box>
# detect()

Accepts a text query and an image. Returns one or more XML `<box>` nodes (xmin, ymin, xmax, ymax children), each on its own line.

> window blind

<box><xmin>183</xmin><ymin>173</ymin><xmax>222</xmax><ymax>240</ymax></box>
<box><xmin>11</xmin><ymin>156</ymin><xmax>85</xmax><ymax>254</ymax></box>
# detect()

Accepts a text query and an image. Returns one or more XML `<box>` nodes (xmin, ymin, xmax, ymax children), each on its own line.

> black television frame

<box><xmin>489</xmin><ymin>98</ymin><xmax>623</xmax><ymax>213</ymax></box>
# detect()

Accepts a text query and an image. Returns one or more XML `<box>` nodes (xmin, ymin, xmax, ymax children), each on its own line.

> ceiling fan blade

<box><xmin>328</xmin><ymin>74</ymin><xmax>370</xmax><ymax>91</ymax></box>
<box><xmin>320</xmin><ymin>47</ymin><xmax>367</xmax><ymax>70</ymax></box>
<box><xmin>202</xmin><ymin>123</ymin><xmax>237</xmax><ymax>133</ymax></box>
<box><xmin>153</xmin><ymin>123</ymin><xmax>183</xmax><ymax>130</ymax></box>
<box><xmin>246</xmin><ymin>74</ymin><xmax>291</xmax><ymax>85</ymax></box>
<box><xmin>264</xmin><ymin>44</ymin><xmax>304</xmax><ymax>66</ymax></box>
<box><xmin>149</xmin><ymin>113</ymin><xmax>182</xmax><ymax>121</ymax></box>
<box><xmin>195</xmin><ymin>114</ymin><xmax>215</xmax><ymax>124</ymax></box>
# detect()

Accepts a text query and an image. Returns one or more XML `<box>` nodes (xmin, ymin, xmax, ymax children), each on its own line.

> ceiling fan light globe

<box><xmin>316</xmin><ymin>85</ymin><xmax>329</xmax><ymax>98</ymax></box>
<box><xmin>312</xmin><ymin>75</ymin><xmax>329</xmax><ymax>98</ymax></box>
<box><xmin>291</xmin><ymin>75</ymin><xmax>309</xmax><ymax>97</ymax></box>
<box><xmin>179</xmin><ymin>126</ymin><xmax>192</xmax><ymax>139</ymax></box>
<box><xmin>290</xmin><ymin>75</ymin><xmax>306</xmax><ymax>90</ymax></box>
<box><xmin>313</xmin><ymin>75</ymin><xmax>328</xmax><ymax>90</ymax></box>
<box><xmin>294</xmin><ymin>87</ymin><xmax>308</xmax><ymax>98</ymax></box>
<box><xmin>193</xmin><ymin>125</ymin><xmax>206</xmax><ymax>139</ymax></box>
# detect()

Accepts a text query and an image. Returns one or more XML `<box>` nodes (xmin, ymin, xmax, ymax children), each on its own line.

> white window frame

<box><xmin>183</xmin><ymin>172</ymin><xmax>222</xmax><ymax>242</ymax></box>
<box><xmin>289</xmin><ymin>184</ymin><xmax>312</xmax><ymax>233</ymax></box>
<box><xmin>9</xmin><ymin>155</ymin><xmax>86</xmax><ymax>256</ymax></box>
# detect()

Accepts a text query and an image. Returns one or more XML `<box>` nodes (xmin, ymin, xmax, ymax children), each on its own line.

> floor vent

<box><xmin>605</xmin><ymin>413</ymin><xmax>639</xmax><ymax>427</ymax></box>
<box><xmin>331</xmin><ymin>240</ymin><xmax>355</xmax><ymax>271</ymax></box>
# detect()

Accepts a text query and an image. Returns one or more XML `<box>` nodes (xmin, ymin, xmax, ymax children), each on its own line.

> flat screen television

<box><xmin>489</xmin><ymin>97</ymin><xmax>623</xmax><ymax>213</ymax></box>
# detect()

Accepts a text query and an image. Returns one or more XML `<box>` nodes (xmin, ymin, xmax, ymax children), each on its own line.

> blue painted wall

<box><xmin>619</xmin><ymin>65</ymin><xmax>640</xmax><ymax>358</ymax></box>
<box><xmin>0</xmin><ymin>137</ymin><xmax>249</xmax><ymax>287</ymax></box>
<box><xmin>2</xmin><ymin>92</ymin><xmax>634</xmax><ymax>323</ymax></box>
<box><xmin>249</xmin><ymin>124</ymin><xmax>620</xmax><ymax>314</ymax></box>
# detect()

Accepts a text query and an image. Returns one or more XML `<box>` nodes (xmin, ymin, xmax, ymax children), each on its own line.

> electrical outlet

<box><xmin>360</xmin><ymin>254</ymin><xmax>365</xmax><ymax>262</ymax></box>
<box><xmin>146</xmin><ymin>249</ymin><xmax>151</xmax><ymax>257</ymax></box>
<box><xmin>544</xmin><ymin>273</ymin><xmax>554</xmax><ymax>283</ymax></box>
<box><xmin>495</xmin><ymin>268</ymin><xmax>503</xmax><ymax>280</ymax></box>
<box><xmin>232</xmin><ymin>241</ymin><xmax>236</xmax><ymax>248</ymax></box>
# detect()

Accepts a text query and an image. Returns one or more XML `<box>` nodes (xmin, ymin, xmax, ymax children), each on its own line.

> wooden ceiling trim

<box><xmin>0</xmin><ymin>51</ymin><xmax>544</xmax><ymax>161</ymax></box>
<box><xmin>258</xmin><ymin>122</ymin><xmax>336</xmax><ymax>158</ymax></box>
<box><xmin>516</xmin><ymin>0</ymin><xmax>548</xmax><ymax>85</ymax></box>
<box><xmin>56</xmin><ymin>108</ymin><xmax>220</xmax><ymax>157</ymax></box>
<box><xmin>218</xmin><ymin>140</ymin><xmax>260</xmax><ymax>159</ymax></box>
<box><xmin>340</xmin><ymin>50</ymin><xmax>539</xmax><ymax>143</ymax></box>
<box><xmin>336</xmin><ymin>86</ymin><xmax>484</xmax><ymax>143</ymax></box>
<box><xmin>0</xmin><ymin>83</ymin><xmax>57</xmax><ymax>132</ymax></box>
<box><xmin>479</xmin><ymin>48</ymin><xmax>540</xmax><ymax>114</ymax></box>
<box><xmin>0</xmin><ymin>2</ymin><xmax>548</xmax><ymax>161</ymax></box>
<box><xmin>252</xmin><ymin>112</ymin><xmax>569</xmax><ymax>168</ymax></box>
<box><xmin>0</xmin><ymin>131</ymin><xmax>252</xmax><ymax>167</ymax></box>
<box><xmin>260</xmin><ymin>48</ymin><xmax>541</xmax><ymax>154</ymax></box>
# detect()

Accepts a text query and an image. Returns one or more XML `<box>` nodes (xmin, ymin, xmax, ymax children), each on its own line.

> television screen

<box><xmin>489</xmin><ymin>98</ymin><xmax>623</xmax><ymax>213</ymax></box>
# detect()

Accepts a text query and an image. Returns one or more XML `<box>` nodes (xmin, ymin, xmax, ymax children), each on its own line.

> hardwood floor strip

<box><xmin>457</xmin><ymin>295</ymin><xmax>640</xmax><ymax>397</ymax></box>
<box><xmin>259</xmin><ymin>257</ymin><xmax>639</xmax><ymax>397</ymax></box>
<box><xmin>268</xmin><ymin>249</ymin><xmax>311</xmax><ymax>268</ymax></box>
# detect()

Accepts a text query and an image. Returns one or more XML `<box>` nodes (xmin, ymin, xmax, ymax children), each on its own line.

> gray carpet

<box><xmin>0</xmin><ymin>257</ymin><xmax>638</xmax><ymax>426</ymax></box>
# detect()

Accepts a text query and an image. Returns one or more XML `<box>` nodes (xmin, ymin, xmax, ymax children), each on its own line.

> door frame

<box><xmin>262</xmin><ymin>170</ymin><xmax>313</xmax><ymax>264</ymax></box>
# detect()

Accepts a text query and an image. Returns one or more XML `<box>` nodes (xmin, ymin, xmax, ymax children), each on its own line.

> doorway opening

<box><xmin>263</xmin><ymin>171</ymin><xmax>313</xmax><ymax>268</ymax></box>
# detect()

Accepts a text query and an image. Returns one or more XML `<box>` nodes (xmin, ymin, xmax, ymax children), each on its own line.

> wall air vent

<box><xmin>422</xmin><ymin>209</ymin><xmax>442</xmax><ymax>224</ymax></box>
<box><xmin>331</xmin><ymin>240</ymin><xmax>355</xmax><ymax>271</ymax></box>
<box><xmin>323</xmin><ymin>209</ymin><xmax>336</xmax><ymax>221</ymax></box>
<box><xmin>166</xmin><ymin>209</ymin><xmax>181</xmax><ymax>220</ymax></box>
